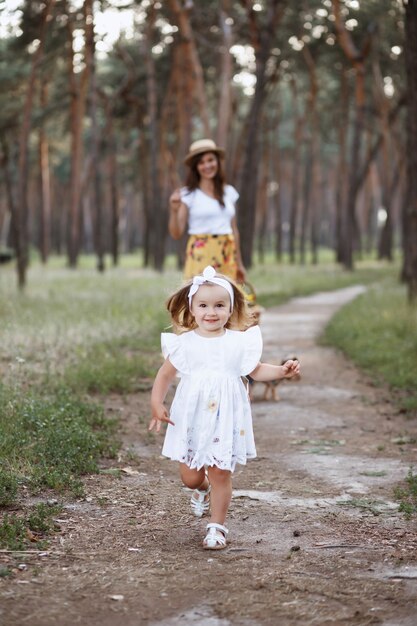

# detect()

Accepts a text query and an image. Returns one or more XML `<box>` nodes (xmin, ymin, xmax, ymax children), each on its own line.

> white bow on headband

<box><xmin>188</xmin><ymin>266</ymin><xmax>234</xmax><ymax>311</ymax></box>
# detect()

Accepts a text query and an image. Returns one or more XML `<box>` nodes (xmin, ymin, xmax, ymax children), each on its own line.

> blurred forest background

<box><xmin>0</xmin><ymin>0</ymin><xmax>416</xmax><ymax>297</ymax></box>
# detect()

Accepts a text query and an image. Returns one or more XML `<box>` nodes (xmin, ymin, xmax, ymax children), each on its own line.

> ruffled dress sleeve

<box><xmin>161</xmin><ymin>333</ymin><xmax>189</xmax><ymax>375</ymax></box>
<box><xmin>239</xmin><ymin>325</ymin><xmax>263</xmax><ymax>376</ymax></box>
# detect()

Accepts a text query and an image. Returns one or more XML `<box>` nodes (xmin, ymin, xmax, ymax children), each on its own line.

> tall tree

<box><xmin>143</xmin><ymin>1</ymin><xmax>164</xmax><ymax>270</ymax></box>
<box><xmin>216</xmin><ymin>0</ymin><xmax>234</xmax><ymax>149</ymax></box>
<box><xmin>66</xmin><ymin>0</ymin><xmax>92</xmax><ymax>268</ymax></box>
<box><xmin>38</xmin><ymin>77</ymin><xmax>51</xmax><ymax>264</ymax></box>
<box><xmin>167</xmin><ymin>0</ymin><xmax>211</xmax><ymax>139</ymax></box>
<box><xmin>288</xmin><ymin>75</ymin><xmax>303</xmax><ymax>264</ymax></box>
<box><xmin>402</xmin><ymin>0</ymin><xmax>417</xmax><ymax>302</ymax></box>
<box><xmin>332</xmin><ymin>0</ymin><xmax>373</xmax><ymax>270</ymax></box>
<box><xmin>13</xmin><ymin>0</ymin><xmax>55</xmax><ymax>288</ymax></box>
<box><xmin>334</xmin><ymin>68</ymin><xmax>349</xmax><ymax>263</ymax></box>
<box><xmin>84</xmin><ymin>0</ymin><xmax>104</xmax><ymax>272</ymax></box>
<box><xmin>237</xmin><ymin>0</ymin><xmax>287</xmax><ymax>268</ymax></box>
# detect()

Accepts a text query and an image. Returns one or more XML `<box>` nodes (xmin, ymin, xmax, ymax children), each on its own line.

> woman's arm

<box><xmin>231</xmin><ymin>216</ymin><xmax>246</xmax><ymax>283</ymax></box>
<box><xmin>249</xmin><ymin>359</ymin><xmax>300</xmax><ymax>382</ymax></box>
<box><xmin>149</xmin><ymin>358</ymin><xmax>177</xmax><ymax>432</ymax></box>
<box><xmin>168</xmin><ymin>189</ymin><xmax>188</xmax><ymax>240</ymax></box>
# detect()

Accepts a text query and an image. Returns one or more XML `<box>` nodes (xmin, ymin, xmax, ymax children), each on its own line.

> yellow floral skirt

<box><xmin>184</xmin><ymin>234</ymin><xmax>238</xmax><ymax>281</ymax></box>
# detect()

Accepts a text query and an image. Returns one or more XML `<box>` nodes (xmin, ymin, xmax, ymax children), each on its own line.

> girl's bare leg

<box><xmin>207</xmin><ymin>465</ymin><xmax>232</xmax><ymax>526</ymax></box>
<box><xmin>179</xmin><ymin>463</ymin><xmax>209</xmax><ymax>491</ymax></box>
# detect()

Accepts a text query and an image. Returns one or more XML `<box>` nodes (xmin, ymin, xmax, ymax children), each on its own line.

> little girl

<box><xmin>149</xmin><ymin>266</ymin><xmax>300</xmax><ymax>550</ymax></box>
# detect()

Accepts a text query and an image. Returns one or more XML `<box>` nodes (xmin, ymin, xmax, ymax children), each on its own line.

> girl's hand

<box><xmin>169</xmin><ymin>189</ymin><xmax>182</xmax><ymax>213</ymax></box>
<box><xmin>282</xmin><ymin>359</ymin><xmax>300</xmax><ymax>379</ymax></box>
<box><xmin>148</xmin><ymin>404</ymin><xmax>175</xmax><ymax>433</ymax></box>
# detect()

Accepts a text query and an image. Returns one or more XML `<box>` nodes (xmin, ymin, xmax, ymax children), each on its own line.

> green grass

<box><xmin>0</xmin><ymin>503</ymin><xmax>62</xmax><ymax>550</ymax></box>
<box><xmin>0</xmin><ymin>387</ymin><xmax>118</xmax><ymax>499</ymax></box>
<box><xmin>0</xmin><ymin>263</ymin><xmax>175</xmax><ymax>390</ymax></box>
<box><xmin>250</xmin><ymin>258</ymin><xmax>399</xmax><ymax>308</ymax></box>
<box><xmin>61</xmin><ymin>338</ymin><xmax>160</xmax><ymax>394</ymax></box>
<box><xmin>394</xmin><ymin>468</ymin><xmax>417</xmax><ymax>518</ymax></box>
<box><xmin>322</xmin><ymin>277</ymin><xmax>417</xmax><ymax>414</ymax></box>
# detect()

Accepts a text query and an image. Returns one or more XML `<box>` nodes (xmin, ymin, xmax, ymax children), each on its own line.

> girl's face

<box><xmin>190</xmin><ymin>284</ymin><xmax>231</xmax><ymax>337</ymax></box>
<box><xmin>196</xmin><ymin>152</ymin><xmax>218</xmax><ymax>181</ymax></box>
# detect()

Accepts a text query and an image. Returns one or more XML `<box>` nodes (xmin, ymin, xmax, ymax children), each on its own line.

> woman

<box><xmin>168</xmin><ymin>138</ymin><xmax>246</xmax><ymax>283</ymax></box>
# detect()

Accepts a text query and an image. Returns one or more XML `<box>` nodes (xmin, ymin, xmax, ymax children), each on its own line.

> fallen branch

<box><xmin>313</xmin><ymin>543</ymin><xmax>363</xmax><ymax>548</ymax></box>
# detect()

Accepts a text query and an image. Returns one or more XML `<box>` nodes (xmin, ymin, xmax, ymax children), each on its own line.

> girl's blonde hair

<box><xmin>167</xmin><ymin>272</ymin><xmax>253</xmax><ymax>332</ymax></box>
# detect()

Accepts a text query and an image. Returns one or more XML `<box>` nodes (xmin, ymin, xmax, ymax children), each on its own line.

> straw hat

<box><xmin>184</xmin><ymin>139</ymin><xmax>225</xmax><ymax>166</ymax></box>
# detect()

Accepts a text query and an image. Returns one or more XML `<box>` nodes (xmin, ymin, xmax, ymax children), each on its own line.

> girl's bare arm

<box><xmin>149</xmin><ymin>358</ymin><xmax>177</xmax><ymax>432</ymax></box>
<box><xmin>249</xmin><ymin>359</ymin><xmax>300</xmax><ymax>382</ymax></box>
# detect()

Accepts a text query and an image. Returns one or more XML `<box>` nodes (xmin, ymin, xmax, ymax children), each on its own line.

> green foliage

<box><xmin>322</xmin><ymin>277</ymin><xmax>417</xmax><ymax>414</ymax></box>
<box><xmin>0</xmin><ymin>503</ymin><xmax>62</xmax><ymax>551</ymax></box>
<box><xmin>394</xmin><ymin>468</ymin><xmax>417</xmax><ymax>518</ymax></box>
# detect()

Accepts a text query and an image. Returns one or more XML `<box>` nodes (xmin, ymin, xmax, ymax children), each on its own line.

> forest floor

<box><xmin>1</xmin><ymin>286</ymin><xmax>417</xmax><ymax>626</ymax></box>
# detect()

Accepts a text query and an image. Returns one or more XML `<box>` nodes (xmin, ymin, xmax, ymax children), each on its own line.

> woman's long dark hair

<box><xmin>185</xmin><ymin>152</ymin><xmax>226</xmax><ymax>207</ymax></box>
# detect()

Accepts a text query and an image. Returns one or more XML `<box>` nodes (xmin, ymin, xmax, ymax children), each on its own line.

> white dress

<box><xmin>161</xmin><ymin>325</ymin><xmax>262</xmax><ymax>472</ymax></box>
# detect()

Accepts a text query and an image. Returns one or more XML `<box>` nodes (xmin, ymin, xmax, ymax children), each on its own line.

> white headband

<box><xmin>188</xmin><ymin>266</ymin><xmax>234</xmax><ymax>311</ymax></box>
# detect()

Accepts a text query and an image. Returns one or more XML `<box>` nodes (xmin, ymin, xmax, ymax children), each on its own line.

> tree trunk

<box><xmin>300</xmin><ymin>143</ymin><xmax>311</xmax><ymax>266</ymax></box>
<box><xmin>84</xmin><ymin>0</ymin><xmax>104</xmax><ymax>272</ymax></box>
<box><xmin>96</xmin><ymin>63</ymin><xmax>135</xmax><ymax>267</ymax></box>
<box><xmin>14</xmin><ymin>0</ymin><xmax>55</xmax><ymax>288</ymax></box>
<box><xmin>167</xmin><ymin>0</ymin><xmax>211</xmax><ymax>138</ymax></box>
<box><xmin>237</xmin><ymin>0</ymin><xmax>287</xmax><ymax>268</ymax></box>
<box><xmin>301</xmin><ymin>44</ymin><xmax>320</xmax><ymax>265</ymax></box>
<box><xmin>365</xmin><ymin>159</ymin><xmax>379</xmax><ymax>254</ymax></box>
<box><xmin>332</xmin><ymin>0</ymin><xmax>373</xmax><ymax>270</ymax></box>
<box><xmin>335</xmin><ymin>69</ymin><xmax>349</xmax><ymax>262</ymax></box>
<box><xmin>139</xmin><ymin>133</ymin><xmax>151</xmax><ymax>267</ymax></box>
<box><xmin>67</xmin><ymin>0</ymin><xmax>91</xmax><ymax>268</ymax></box>
<box><xmin>216</xmin><ymin>0</ymin><xmax>234</xmax><ymax>149</ymax></box>
<box><xmin>256</xmin><ymin>127</ymin><xmax>269</xmax><ymax>264</ymax></box>
<box><xmin>38</xmin><ymin>79</ymin><xmax>51</xmax><ymax>264</ymax></box>
<box><xmin>143</xmin><ymin>2</ymin><xmax>164</xmax><ymax>271</ymax></box>
<box><xmin>273</xmin><ymin>108</ymin><xmax>282</xmax><ymax>261</ymax></box>
<box><xmin>107</xmin><ymin>120</ymin><xmax>120</xmax><ymax>267</ymax></box>
<box><xmin>372</xmin><ymin>51</ymin><xmax>395</xmax><ymax>261</ymax></box>
<box><xmin>402</xmin><ymin>0</ymin><xmax>417</xmax><ymax>302</ymax></box>
<box><xmin>289</xmin><ymin>77</ymin><xmax>303</xmax><ymax>264</ymax></box>
<box><xmin>1</xmin><ymin>138</ymin><xmax>16</xmax><ymax>253</ymax></box>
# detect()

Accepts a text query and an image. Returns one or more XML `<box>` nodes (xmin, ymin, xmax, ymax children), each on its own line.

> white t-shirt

<box><xmin>180</xmin><ymin>185</ymin><xmax>239</xmax><ymax>235</ymax></box>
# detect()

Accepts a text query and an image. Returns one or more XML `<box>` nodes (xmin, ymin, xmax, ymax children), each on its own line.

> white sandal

<box><xmin>203</xmin><ymin>523</ymin><xmax>228</xmax><ymax>550</ymax></box>
<box><xmin>190</xmin><ymin>484</ymin><xmax>211</xmax><ymax>518</ymax></box>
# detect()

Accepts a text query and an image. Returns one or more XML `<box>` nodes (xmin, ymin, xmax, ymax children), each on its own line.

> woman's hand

<box><xmin>169</xmin><ymin>189</ymin><xmax>182</xmax><ymax>213</ymax></box>
<box><xmin>148</xmin><ymin>403</ymin><xmax>175</xmax><ymax>433</ymax></box>
<box><xmin>168</xmin><ymin>190</ymin><xmax>188</xmax><ymax>239</ymax></box>
<box><xmin>281</xmin><ymin>359</ymin><xmax>300</xmax><ymax>379</ymax></box>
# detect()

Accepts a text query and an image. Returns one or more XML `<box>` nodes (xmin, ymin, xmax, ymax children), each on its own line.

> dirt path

<box><xmin>2</xmin><ymin>287</ymin><xmax>417</xmax><ymax>626</ymax></box>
